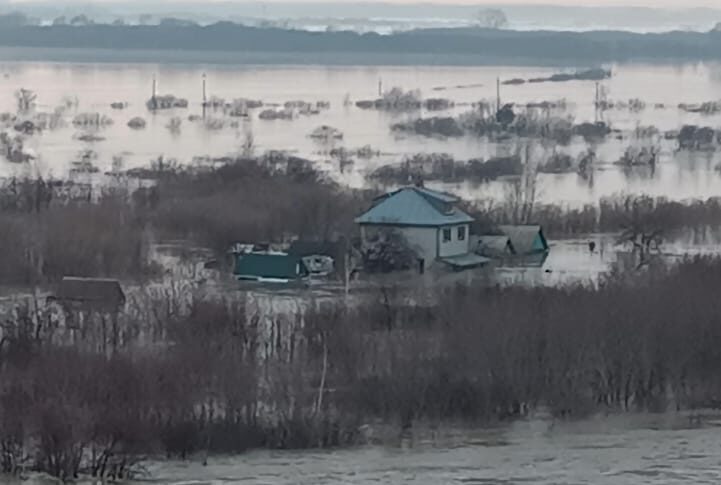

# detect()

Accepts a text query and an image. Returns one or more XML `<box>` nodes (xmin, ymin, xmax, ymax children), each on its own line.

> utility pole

<box><xmin>151</xmin><ymin>75</ymin><xmax>158</xmax><ymax>111</ymax></box>
<box><xmin>594</xmin><ymin>81</ymin><xmax>600</xmax><ymax>123</ymax></box>
<box><xmin>202</xmin><ymin>73</ymin><xmax>208</xmax><ymax>119</ymax></box>
<box><xmin>378</xmin><ymin>78</ymin><xmax>382</xmax><ymax>97</ymax></box>
<box><xmin>496</xmin><ymin>77</ymin><xmax>501</xmax><ymax>113</ymax></box>
<box><xmin>202</xmin><ymin>73</ymin><xmax>207</xmax><ymax>106</ymax></box>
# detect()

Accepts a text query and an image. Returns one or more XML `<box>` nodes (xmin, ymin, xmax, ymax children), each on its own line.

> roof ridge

<box><xmin>356</xmin><ymin>186</ymin><xmax>473</xmax><ymax>226</ymax></box>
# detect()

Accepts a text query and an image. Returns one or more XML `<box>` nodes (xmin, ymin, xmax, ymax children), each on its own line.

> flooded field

<box><xmin>16</xmin><ymin>413</ymin><xmax>711</xmax><ymax>485</ymax></box>
<box><xmin>1</xmin><ymin>60</ymin><xmax>721</xmax><ymax>205</ymax></box>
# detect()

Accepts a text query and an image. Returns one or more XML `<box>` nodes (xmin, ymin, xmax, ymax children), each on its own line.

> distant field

<box><xmin>0</xmin><ymin>25</ymin><xmax>719</xmax><ymax>65</ymax></box>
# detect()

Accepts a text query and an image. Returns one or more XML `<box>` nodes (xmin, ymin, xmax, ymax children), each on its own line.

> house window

<box><xmin>443</xmin><ymin>228</ymin><xmax>452</xmax><ymax>242</ymax></box>
<box><xmin>458</xmin><ymin>226</ymin><xmax>466</xmax><ymax>241</ymax></box>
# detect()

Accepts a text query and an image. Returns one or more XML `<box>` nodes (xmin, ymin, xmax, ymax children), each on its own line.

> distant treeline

<box><xmin>0</xmin><ymin>24</ymin><xmax>721</xmax><ymax>62</ymax></box>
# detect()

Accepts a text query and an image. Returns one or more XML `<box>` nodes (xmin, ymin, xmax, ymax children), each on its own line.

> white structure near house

<box><xmin>355</xmin><ymin>186</ymin><xmax>489</xmax><ymax>271</ymax></box>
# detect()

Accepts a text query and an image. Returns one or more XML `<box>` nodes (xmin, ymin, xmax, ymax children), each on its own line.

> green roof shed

<box><xmin>234</xmin><ymin>253</ymin><xmax>309</xmax><ymax>282</ymax></box>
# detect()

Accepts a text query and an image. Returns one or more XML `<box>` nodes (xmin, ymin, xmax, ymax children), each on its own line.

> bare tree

<box><xmin>505</xmin><ymin>142</ymin><xmax>540</xmax><ymax>224</ymax></box>
<box><xmin>15</xmin><ymin>89</ymin><xmax>37</xmax><ymax>116</ymax></box>
<box><xmin>240</xmin><ymin>125</ymin><xmax>255</xmax><ymax>158</ymax></box>
<box><xmin>616</xmin><ymin>196</ymin><xmax>663</xmax><ymax>269</ymax></box>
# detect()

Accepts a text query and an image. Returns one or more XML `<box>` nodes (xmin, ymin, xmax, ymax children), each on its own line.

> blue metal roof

<box><xmin>355</xmin><ymin>187</ymin><xmax>473</xmax><ymax>227</ymax></box>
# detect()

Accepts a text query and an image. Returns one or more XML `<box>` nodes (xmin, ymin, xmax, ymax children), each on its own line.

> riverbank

<box><xmin>9</xmin><ymin>410</ymin><xmax>721</xmax><ymax>484</ymax></box>
<box><xmin>0</xmin><ymin>25</ymin><xmax>720</xmax><ymax>64</ymax></box>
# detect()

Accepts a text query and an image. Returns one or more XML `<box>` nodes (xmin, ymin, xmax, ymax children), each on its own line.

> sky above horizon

<box><xmin>7</xmin><ymin>0</ymin><xmax>721</xmax><ymax>6</ymax></box>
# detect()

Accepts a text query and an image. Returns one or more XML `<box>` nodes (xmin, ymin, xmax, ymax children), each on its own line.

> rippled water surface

<box><xmin>126</xmin><ymin>415</ymin><xmax>721</xmax><ymax>485</ymax></box>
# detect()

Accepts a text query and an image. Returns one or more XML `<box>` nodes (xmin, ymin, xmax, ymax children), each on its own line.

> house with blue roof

<box><xmin>355</xmin><ymin>186</ymin><xmax>489</xmax><ymax>271</ymax></box>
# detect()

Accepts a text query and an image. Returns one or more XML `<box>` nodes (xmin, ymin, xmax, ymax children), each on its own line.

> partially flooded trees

<box><xmin>127</xmin><ymin>117</ymin><xmax>147</xmax><ymax>130</ymax></box>
<box><xmin>15</xmin><ymin>88</ymin><xmax>36</xmax><ymax>115</ymax></box>
<box><xmin>476</xmin><ymin>8</ymin><xmax>508</xmax><ymax>29</ymax></box>
<box><xmin>73</xmin><ymin>113</ymin><xmax>114</xmax><ymax>128</ymax></box>
<box><xmin>361</xmin><ymin>229</ymin><xmax>417</xmax><ymax>273</ymax></box>
<box><xmin>678</xmin><ymin>125</ymin><xmax>717</xmax><ymax>150</ymax></box>
<box><xmin>166</xmin><ymin>117</ymin><xmax>182</xmax><ymax>134</ymax></box>
<box><xmin>505</xmin><ymin>143</ymin><xmax>540</xmax><ymax>224</ymax></box>
<box><xmin>605</xmin><ymin>195</ymin><xmax>664</xmax><ymax>269</ymax></box>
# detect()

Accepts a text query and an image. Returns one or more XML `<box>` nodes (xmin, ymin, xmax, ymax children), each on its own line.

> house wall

<box><xmin>438</xmin><ymin>224</ymin><xmax>470</xmax><ymax>258</ymax></box>
<box><xmin>399</xmin><ymin>226</ymin><xmax>440</xmax><ymax>265</ymax></box>
<box><xmin>361</xmin><ymin>225</ymin><xmax>439</xmax><ymax>266</ymax></box>
<box><xmin>361</xmin><ymin>223</ymin><xmax>471</xmax><ymax>266</ymax></box>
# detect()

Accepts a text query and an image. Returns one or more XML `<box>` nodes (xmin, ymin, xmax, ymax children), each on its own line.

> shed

<box><xmin>476</xmin><ymin>235</ymin><xmax>516</xmax><ymax>257</ymax></box>
<box><xmin>53</xmin><ymin>277</ymin><xmax>126</xmax><ymax>313</ymax></box>
<box><xmin>441</xmin><ymin>253</ymin><xmax>491</xmax><ymax>271</ymax></box>
<box><xmin>499</xmin><ymin>225</ymin><xmax>549</xmax><ymax>255</ymax></box>
<box><xmin>287</xmin><ymin>240</ymin><xmax>346</xmax><ymax>276</ymax></box>
<box><xmin>234</xmin><ymin>253</ymin><xmax>309</xmax><ymax>282</ymax></box>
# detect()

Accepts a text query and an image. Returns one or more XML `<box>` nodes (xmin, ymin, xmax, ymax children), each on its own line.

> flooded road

<box><xmin>1</xmin><ymin>60</ymin><xmax>721</xmax><ymax>205</ymax></box>
<box><xmin>129</xmin><ymin>414</ymin><xmax>721</xmax><ymax>485</ymax></box>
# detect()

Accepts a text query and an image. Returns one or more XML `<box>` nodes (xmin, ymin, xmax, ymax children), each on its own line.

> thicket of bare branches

<box><xmin>472</xmin><ymin>194</ymin><xmax>721</xmax><ymax>238</ymax></box>
<box><xmin>0</xmin><ymin>158</ymin><xmax>369</xmax><ymax>287</ymax></box>
<box><xmin>151</xmin><ymin>157</ymin><xmax>367</xmax><ymax>252</ymax></box>
<box><xmin>3</xmin><ymin>258</ymin><xmax>721</xmax><ymax>480</ymax></box>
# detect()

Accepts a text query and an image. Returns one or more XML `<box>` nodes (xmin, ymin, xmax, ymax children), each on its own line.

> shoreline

<box><xmin>0</xmin><ymin>25</ymin><xmax>719</xmax><ymax>65</ymax></box>
<box><xmin>0</xmin><ymin>47</ymin><xmax>599</xmax><ymax>67</ymax></box>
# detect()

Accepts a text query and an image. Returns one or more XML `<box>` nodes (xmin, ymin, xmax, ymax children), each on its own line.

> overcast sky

<box><xmin>7</xmin><ymin>0</ymin><xmax>721</xmax><ymax>5</ymax></box>
<box><xmin>6</xmin><ymin>0</ymin><xmax>721</xmax><ymax>9</ymax></box>
<box><xmin>477</xmin><ymin>0</ymin><xmax>721</xmax><ymax>5</ymax></box>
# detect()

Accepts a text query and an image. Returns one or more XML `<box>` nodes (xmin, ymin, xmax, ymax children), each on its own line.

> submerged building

<box><xmin>355</xmin><ymin>186</ymin><xmax>488</xmax><ymax>272</ymax></box>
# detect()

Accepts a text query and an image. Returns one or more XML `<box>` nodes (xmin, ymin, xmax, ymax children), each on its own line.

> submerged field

<box><xmin>2</xmin><ymin>56</ymin><xmax>721</xmax><ymax>482</ymax></box>
<box><xmin>1</xmin><ymin>61</ymin><xmax>721</xmax><ymax>206</ymax></box>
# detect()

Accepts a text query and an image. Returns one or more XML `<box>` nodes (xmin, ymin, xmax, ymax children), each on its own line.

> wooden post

<box><xmin>202</xmin><ymin>73</ymin><xmax>208</xmax><ymax>118</ymax></box>
<box><xmin>594</xmin><ymin>81</ymin><xmax>600</xmax><ymax>123</ymax></box>
<box><xmin>344</xmin><ymin>247</ymin><xmax>350</xmax><ymax>300</ymax></box>
<box><xmin>151</xmin><ymin>75</ymin><xmax>158</xmax><ymax>111</ymax></box>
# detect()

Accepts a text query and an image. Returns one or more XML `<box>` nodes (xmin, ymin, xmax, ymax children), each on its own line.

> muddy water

<box><xmin>1</xmin><ymin>61</ymin><xmax>721</xmax><ymax>204</ymax></box>
<box><xmin>126</xmin><ymin>414</ymin><xmax>721</xmax><ymax>485</ymax></box>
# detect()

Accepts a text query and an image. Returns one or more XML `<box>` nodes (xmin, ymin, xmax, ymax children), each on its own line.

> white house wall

<box><xmin>438</xmin><ymin>224</ymin><xmax>470</xmax><ymax>258</ymax></box>
<box><xmin>398</xmin><ymin>226</ymin><xmax>440</xmax><ymax>265</ymax></box>
<box><xmin>362</xmin><ymin>224</ymin><xmax>471</xmax><ymax>266</ymax></box>
<box><xmin>362</xmin><ymin>225</ymin><xmax>438</xmax><ymax>266</ymax></box>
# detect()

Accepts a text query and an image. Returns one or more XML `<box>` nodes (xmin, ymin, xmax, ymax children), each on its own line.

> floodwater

<box><xmin>10</xmin><ymin>415</ymin><xmax>721</xmax><ymax>485</ymax></box>
<box><xmin>34</xmin><ymin>413</ymin><xmax>715</xmax><ymax>484</ymax></box>
<box><xmin>2</xmin><ymin>60</ymin><xmax>721</xmax><ymax>205</ymax></box>
<box><xmin>15</xmin><ymin>413</ymin><xmax>721</xmax><ymax>484</ymax></box>
<box><xmin>496</xmin><ymin>227</ymin><xmax>721</xmax><ymax>286</ymax></box>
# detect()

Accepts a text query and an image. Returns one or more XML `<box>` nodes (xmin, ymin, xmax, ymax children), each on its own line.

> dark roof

<box><xmin>234</xmin><ymin>253</ymin><xmax>309</xmax><ymax>281</ymax></box>
<box><xmin>441</xmin><ymin>253</ymin><xmax>491</xmax><ymax>270</ymax></box>
<box><xmin>477</xmin><ymin>235</ymin><xmax>516</xmax><ymax>257</ymax></box>
<box><xmin>287</xmin><ymin>240</ymin><xmax>342</xmax><ymax>258</ymax></box>
<box><xmin>499</xmin><ymin>225</ymin><xmax>549</xmax><ymax>255</ymax></box>
<box><xmin>55</xmin><ymin>277</ymin><xmax>126</xmax><ymax>312</ymax></box>
<box><xmin>355</xmin><ymin>187</ymin><xmax>473</xmax><ymax>227</ymax></box>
